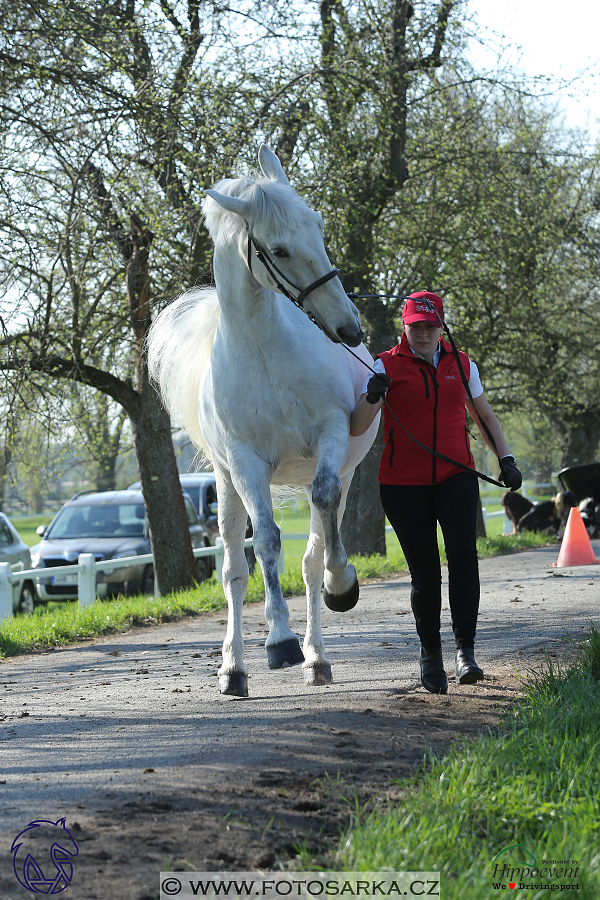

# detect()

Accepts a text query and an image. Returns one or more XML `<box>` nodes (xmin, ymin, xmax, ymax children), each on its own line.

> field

<box><xmin>276</xmin><ymin>492</ymin><xmax>512</xmax><ymax>571</ymax></box>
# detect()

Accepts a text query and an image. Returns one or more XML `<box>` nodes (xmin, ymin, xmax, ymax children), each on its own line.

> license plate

<box><xmin>51</xmin><ymin>573</ymin><xmax>78</xmax><ymax>585</ymax></box>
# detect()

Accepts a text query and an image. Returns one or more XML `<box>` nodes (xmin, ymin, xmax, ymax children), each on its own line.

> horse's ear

<box><xmin>204</xmin><ymin>189</ymin><xmax>253</xmax><ymax>219</ymax></box>
<box><xmin>258</xmin><ymin>145</ymin><xmax>290</xmax><ymax>185</ymax></box>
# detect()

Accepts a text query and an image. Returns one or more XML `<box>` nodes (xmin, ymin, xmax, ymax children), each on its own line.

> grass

<box><xmin>9</xmin><ymin>514</ymin><xmax>52</xmax><ymax>548</ymax></box>
<box><xmin>302</xmin><ymin>627</ymin><xmax>600</xmax><ymax>899</ymax></box>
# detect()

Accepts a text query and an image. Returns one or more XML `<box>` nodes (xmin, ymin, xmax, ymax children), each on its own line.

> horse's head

<box><xmin>203</xmin><ymin>145</ymin><xmax>364</xmax><ymax>347</ymax></box>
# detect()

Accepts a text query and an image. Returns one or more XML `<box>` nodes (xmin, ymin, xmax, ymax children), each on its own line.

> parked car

<box><xmin>128</xmin><ymin>473</ymin><xmax>256</xmax><ymax>572</ymax></box>
<box><xmin>128</xmin><ymin>472</ymin><xmax>219</xmax><ymax>545</ymax></box>
<box><xmin>30</xmin><ymin>490</ymin><xmax>213</xmax><ymax>602</ymax></box>
<box><xmin>0</xmin><ymin>512</ymin><xmax>36</xmax><ymax>614</ymax></box>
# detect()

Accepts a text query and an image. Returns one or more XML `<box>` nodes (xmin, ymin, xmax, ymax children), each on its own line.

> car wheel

<box><xmin>18</xmin><ymin>582</ymin><xmax>36</xmax><ymax>615</ymax></box>
<box><xmin>195</xmin><ymin>555</ymin><xmax>211</xmax><ymax>584</ymax></box>
<box><xmin>141</xmin><ymin>565</ymin><xmax>155</xmax><ymax>596</ymax></box>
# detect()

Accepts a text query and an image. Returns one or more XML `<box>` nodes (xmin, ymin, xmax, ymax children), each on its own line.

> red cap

<box><xmin>402</xmin><ymin>291</ymin><xmax>444</xmax><ymax>326</ymax></box>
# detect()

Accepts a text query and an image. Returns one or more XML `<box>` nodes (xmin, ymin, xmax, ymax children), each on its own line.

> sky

<box><xmin>468</xmin><ymin>1</ymin><xmax>600</xmax><ymax>134</ymax></box>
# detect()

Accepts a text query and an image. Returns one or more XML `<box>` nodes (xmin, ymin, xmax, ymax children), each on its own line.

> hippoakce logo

<box><xmin>490</xmin><ymin>842</ymin><xmax>581</xmax><ymax>891</ymax></box>
<box><xmin>11</xmin><ymin>818</ymin><xmax>79</xmax><ymax>895</ymax></box>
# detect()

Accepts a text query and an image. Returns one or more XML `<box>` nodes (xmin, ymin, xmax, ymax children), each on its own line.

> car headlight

<box><xmin>111</xmin><ymin>550</ymin><xmax>138</xmax><ymax>560</ymax></box>
<box><xmin>30</xmin><ymin>552</ymin><xmax>42</xmax><ymax>568</ymax></box>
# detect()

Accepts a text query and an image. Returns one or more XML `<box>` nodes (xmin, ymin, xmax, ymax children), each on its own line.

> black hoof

<box><xmin>219</xmin><ymin>672</ymin><xmax>248</xmax><ymax>697</ymax></box>
<box><xmin>323</xmin><ymin>578</ymin><xmax>359</xmax><ymax>612</ymax></box>
<box><xmin>266</xmin><ymin>638</ymin><xmax>304</xmax><ymax>670</ymax></box>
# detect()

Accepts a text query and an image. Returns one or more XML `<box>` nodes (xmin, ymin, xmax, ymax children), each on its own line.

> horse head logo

<box><xmin>493</xmin><ymin>842</ymin><xmax>537</xmax><ymax>867</ymax></box>
<box><xmin>11</xmin><ymin>818</ymin><xmax>79</xmax><ymax>895</ymax></box>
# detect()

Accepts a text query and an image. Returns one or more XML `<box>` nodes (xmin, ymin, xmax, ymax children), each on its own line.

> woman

<box><xmin>516</xmin><ymin>490</ymin><xmax>577</xmax><ymax>536</ymax></box>
<box><xmin>501</xmin><ymin>491</ymin><xmax>534</xmax><ymax>534</ymax></box>
<box><xmin>350</xmin><ymin>291</ymin><xmax>522</xmax><ymax>694</ymax></box>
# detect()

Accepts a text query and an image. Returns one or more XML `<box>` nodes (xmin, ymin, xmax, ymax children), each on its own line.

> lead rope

<box><xmin>339</xmin><ymin>332</ymin><xmax>508</xmax><ymax>490</ymax></box>
<box><xmin>243</xmin><ymin>237</ymin><xmax>507</xmax><ymax>488</ymax></box>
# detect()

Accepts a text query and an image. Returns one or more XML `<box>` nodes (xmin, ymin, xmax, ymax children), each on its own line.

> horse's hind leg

<box><xmin>214</xmin><ymin>469</ymin><xmax>250</xmax><ymax>697</ymax></box>
<box><xmin>301</xmin><ymin>491</ymin><xmax>332</xmax><ymax>685</ymax></box>
<box><xmin>312</xmin><ymin>454</ymin><xmax>358</xmax><ymax>613</ymax></box>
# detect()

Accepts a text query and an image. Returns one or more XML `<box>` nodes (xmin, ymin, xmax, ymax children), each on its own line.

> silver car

<box><xmin>0</xmin><ymin>512</ymin><xmax>36</xmax><ymax>614</ymax></box>
<box><xmin>30</xmin><ymin>490</ymin><xmax>213</xmax><ymax>602</ymax></box>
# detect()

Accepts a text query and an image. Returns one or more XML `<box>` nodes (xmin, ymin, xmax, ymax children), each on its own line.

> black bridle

<box><xmin>246</xmin><ymin>226</ymin><xmax>346</xmax><ymax>341</ymax></box>
<box><xmin>243</xmin><ymin>233</ymin><xmax>508</xmax><ymax>490</ymax></box>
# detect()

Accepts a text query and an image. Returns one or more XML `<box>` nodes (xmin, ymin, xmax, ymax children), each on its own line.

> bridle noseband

<box><xmin>245</xmin><ymin>225</ymin><xmax>344</xmax><ymax>339</ymax></box>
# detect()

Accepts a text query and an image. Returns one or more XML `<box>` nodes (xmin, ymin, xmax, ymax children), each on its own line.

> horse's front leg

<box><xmin>230</xmin><ymin>455</ymin><xmax>304</xmax><ymax>670</ymax></box>
<box><xmin>311</xmin><ymin>432</ymin><xmax>358</xmax><ymax>613</ymax></box>
<box><xmin>214</xmin><ymin>466</ymin><xmax>251</xmax><ymax>698</ymax></box>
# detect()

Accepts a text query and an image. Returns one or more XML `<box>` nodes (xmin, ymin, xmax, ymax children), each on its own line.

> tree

<box><xmin>0</xmin><ymin>0</ymin><xmax>225</xmax><ymax>591</ymax></box>
<box><xmin>356</xmin><ymin>79</ymin><xmax>600</xmax><ymax>473</ymax></box>
<box><xmin>0</xmin><ymin>0</ymin><xmax>334</xmax><ymax>587</ymax></box>
<box><xmin>294</xmin><ymin>0</ymin><xmax>463</xmax><ymax>553</ymax></box>
<box><xmin>70</xmin><ymin>389</ymin><xmax>129</xmax><ymax>493</ymax></box>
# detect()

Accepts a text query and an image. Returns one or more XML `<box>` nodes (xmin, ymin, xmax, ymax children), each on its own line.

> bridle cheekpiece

<box><xmin>245</xmin><ymin>223</ymin><xmax>342</xmax><ymax>338</ymax></box>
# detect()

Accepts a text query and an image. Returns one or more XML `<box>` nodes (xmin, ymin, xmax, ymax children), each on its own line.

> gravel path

<box><xmin>1</xmin><ymin>540</ymin><xmax>599</xmax><ymax>898</ymax></box>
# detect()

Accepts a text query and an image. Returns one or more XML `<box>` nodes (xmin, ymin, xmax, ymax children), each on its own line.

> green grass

<box><xmin>279</xmin><ymin>499</ymin><xmax>539</xmax><ymax>570</ymax></box>
<box><xmin>305</xmin><ymin>627</ymin><xmax>600</xmax><ymax>899</ymax></box>
<box><xmin>9</xmin><ymin>514</ymin><xmax>52</xmax><ymax>548</ymax></box>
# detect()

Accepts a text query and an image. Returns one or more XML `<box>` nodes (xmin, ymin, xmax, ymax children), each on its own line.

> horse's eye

<box><xmin>272</xmin><ymin>249</ymin><xmax>288</xmax><ymax>258</ymax></box>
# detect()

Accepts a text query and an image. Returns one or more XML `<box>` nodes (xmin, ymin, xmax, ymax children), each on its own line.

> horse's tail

<box><xmin>146</xmin><ymin>287</ymin><xmax>220</xmax><ymax>453</ymax></box>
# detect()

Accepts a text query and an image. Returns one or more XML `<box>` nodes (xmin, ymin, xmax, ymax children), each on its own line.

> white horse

<box><xmin>148</xmin><ymin>145</ymin><xmax>379</xmax><ymax>697</ymax></box>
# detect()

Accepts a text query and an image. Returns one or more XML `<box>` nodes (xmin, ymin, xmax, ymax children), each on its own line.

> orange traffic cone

<box><xmin>553</xmin><ymin>508</ymin><xmax>599</xmax><ymax>567</ymax></box>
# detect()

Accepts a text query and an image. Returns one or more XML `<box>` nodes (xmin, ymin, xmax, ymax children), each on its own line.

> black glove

<box><xmin>500</xmin><ymin>455</ymin><xmax>522</xmax><ymax>492</ymax></box>
<box><xmin>366</xmin><ymin>372</ymin><xmax>392</xmax><ymax>404</ymax></box>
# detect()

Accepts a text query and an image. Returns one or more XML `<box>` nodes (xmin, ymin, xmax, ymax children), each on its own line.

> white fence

<box><xmin>1</xmin><ymin>481</ymin><xmax>554</xmax><ymax>623</ymax></box>
<box><xmin>0</xmin><ymin>538</ymin><xmax>257</xmax><ymax>623</ymax></box>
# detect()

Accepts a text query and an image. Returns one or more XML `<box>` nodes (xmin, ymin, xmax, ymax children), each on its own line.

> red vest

<box><xmin>377</xmin><ymin>334</ymin><xmax>475</xmax><ymax>485</ymax></box>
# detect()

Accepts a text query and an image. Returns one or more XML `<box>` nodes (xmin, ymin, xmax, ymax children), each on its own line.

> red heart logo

<box><xmin>509</xmin><ymin>885</ymin><xmax>516</xmax><ymax>890</ymax></box>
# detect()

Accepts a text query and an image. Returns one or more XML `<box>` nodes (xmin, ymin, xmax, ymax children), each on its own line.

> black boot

<box><xmin>419</xmin><ymin>646</ymin><xmax>448</xmax><ymax>694</ymax></box>
<box><xmin>455</xmin><ymin>648</ymin><xmax>484</xmax><ymax>685</ymax></box>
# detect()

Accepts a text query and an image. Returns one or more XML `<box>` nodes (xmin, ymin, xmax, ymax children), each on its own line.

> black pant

<box><xmin>380</xmin><ymin>472</ymin><xmax>480</xmax><ymax>651</ymax></box>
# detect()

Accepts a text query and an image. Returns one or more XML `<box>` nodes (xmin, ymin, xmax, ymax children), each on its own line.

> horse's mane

<box><xmin>202</xmin><ymin>174</ymin><xmax>308</xmax><ymax>243</ymax></box>
<box><xmin>148</xmin><ymin>173</ymin><xmax>311</xmax><ymax>456</ymax></box>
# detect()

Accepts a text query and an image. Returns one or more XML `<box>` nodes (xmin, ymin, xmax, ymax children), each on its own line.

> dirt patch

<box><xmin>29</xmin><ymin>668</ymin><xmax>522</xmax><ymax>900</ymax></box>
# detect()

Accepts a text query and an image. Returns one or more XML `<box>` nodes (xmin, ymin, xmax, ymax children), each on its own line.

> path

<box><xmin>1</xmin><ymin>541</ymin><xmax>599</xmax><ymax>899</ymax></box>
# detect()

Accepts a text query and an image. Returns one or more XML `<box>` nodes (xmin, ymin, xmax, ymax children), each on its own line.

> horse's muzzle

<box><xmin>336</xmin><ymin>324</ymin><xmax>364</xmax><ymax>347</ymax></box>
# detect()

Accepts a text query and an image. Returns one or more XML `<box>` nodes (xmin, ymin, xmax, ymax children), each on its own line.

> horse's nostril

<box><xmin>337</xmin><ymin>324</ymin><xmax>363</xmax><ymax>347</ymax></box>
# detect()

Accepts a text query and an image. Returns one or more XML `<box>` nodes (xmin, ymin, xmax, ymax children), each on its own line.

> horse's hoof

<box><xmin>219</xmin><ymin>672</ymin><xmax>248</xmax><ymax>697</ymax></box>
<box><xmin>323</xmin><ymin>578</ymin><xmax>359</xmax><ymax>612</ymax></box>
<box><xmin>267</xmin><ymin>638</ymin><xmax>304</xmax><ymax>670</ymax></box>
<box><xmin>303</xmin><ymin>661</ymin><xmax>333</xmax><ymax>686</ymax></box>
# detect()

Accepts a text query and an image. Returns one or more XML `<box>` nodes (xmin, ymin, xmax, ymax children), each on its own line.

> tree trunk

<box><xmin>126</xmin><ymin>213</ymin><xmax>196</xmax><ymax>595</ymax></box>
<box><xmin>0</xmin><ymin>444</ymin><xmax>10</xmax><ymax>513</ymax></box>
<box><xmin>557</xmin><ymin>414</ymin><xmax>600</xmax><ymax>469</ymax></box>
<box><xmin>341</xmin><ymin>422</ymin><xmax>386</xmax><ymax>556</ymax></box>
<box><xmin>341</xmin><ymin>303</ymin><xmax>398</xmax><ymax>557</ymax></box>
<box><xmin>130</xmin><ymin>371</ymin><xmax>196</xmax><ymax>595</ymax></box>
<box><xmin>94</xmin><ymin>453</ymin><xmax>118</xmax><ymax>493</ymax></box>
